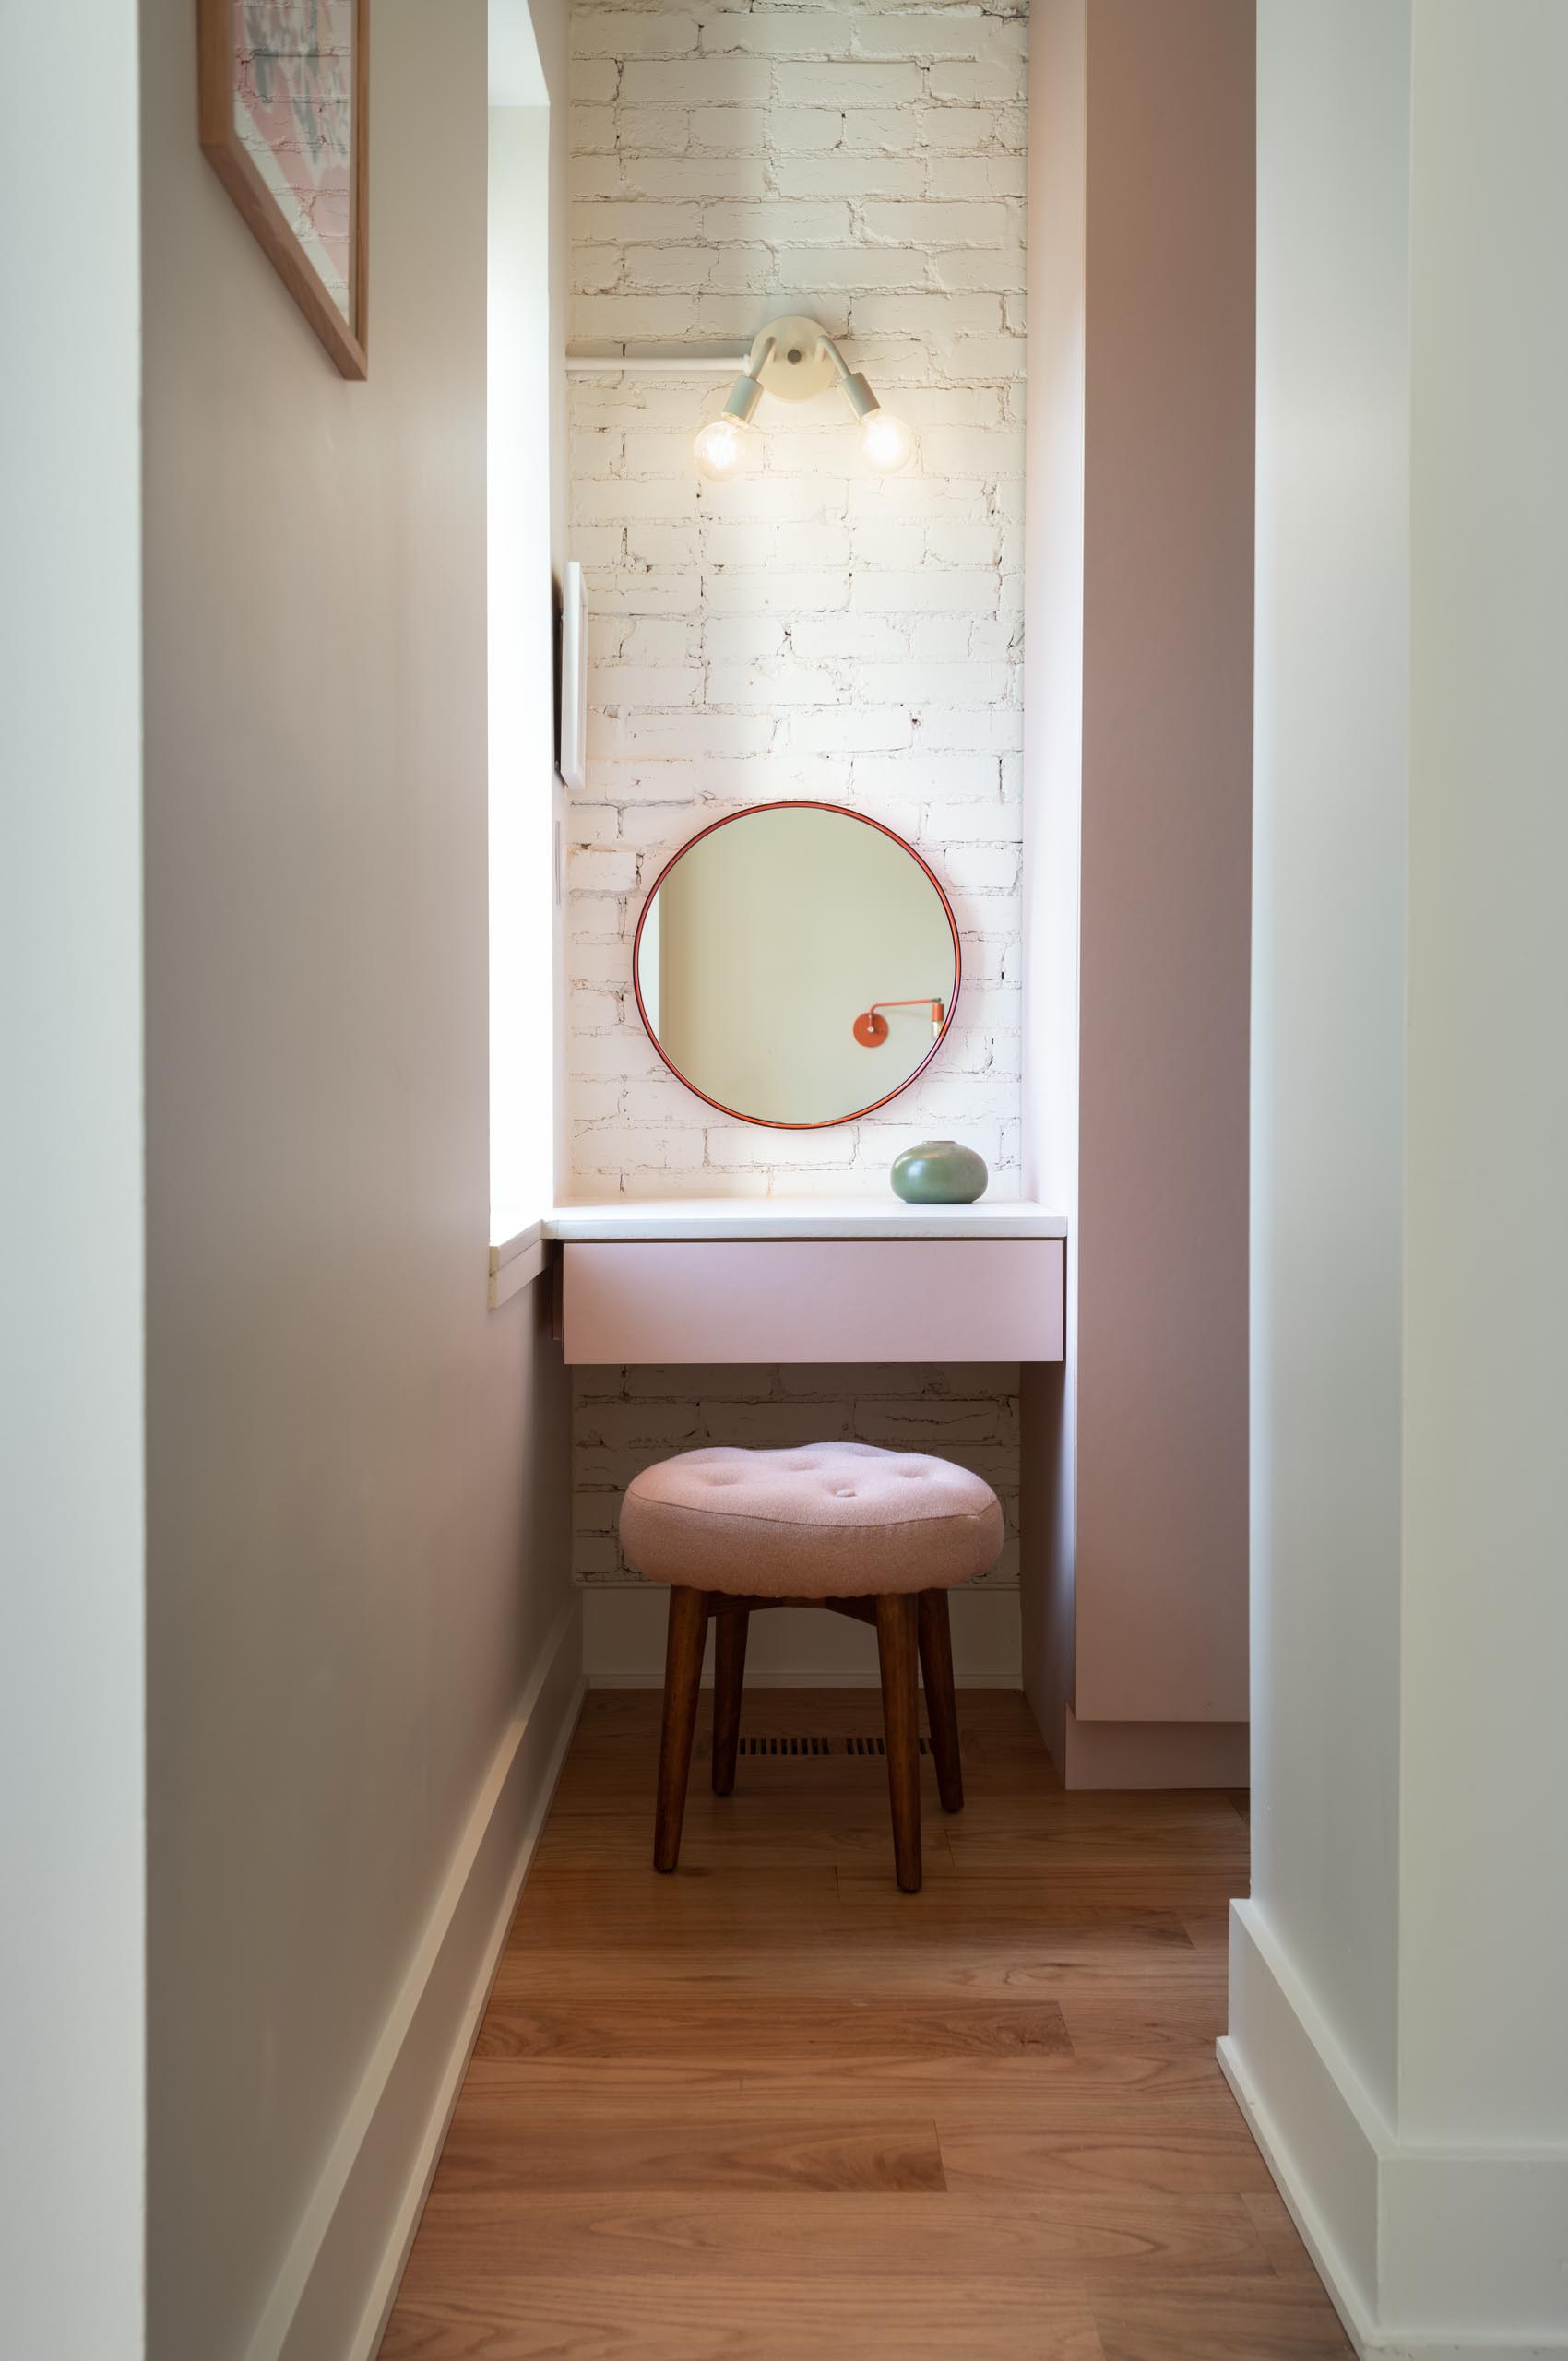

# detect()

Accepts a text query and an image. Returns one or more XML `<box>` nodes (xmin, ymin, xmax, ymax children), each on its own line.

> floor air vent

<box><xmin>739</xmin><ymin>1736</ymin><xmax>932</xmax><ymax>1757</ymax></box>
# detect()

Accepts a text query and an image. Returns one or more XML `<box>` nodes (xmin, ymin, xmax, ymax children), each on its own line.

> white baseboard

<box><xmin>582</xmin><ymin>1581</ymin><xmax>1023</xmax><ymax>1688</ymax></box>
<box><xmin>1061</xmin><ymin>1703</ymin><xmax>1249</xmax><ymax>1789</ymax></box>
<box><xmin>244</xmin><ymin>1595</ymin><xmax>586</xmax><ymax>2361</ymax></box>
<box><xmin>1221</xmin><ymin>1900</ymin><xmax>1568</xmax><ymax>2360</ymax></box>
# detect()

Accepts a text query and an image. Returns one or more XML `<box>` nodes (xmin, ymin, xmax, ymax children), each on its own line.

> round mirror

<box><xmin>633</xmin><ymin>802</ymin><xmax>961</xmax><ymax>1129</ymax></box>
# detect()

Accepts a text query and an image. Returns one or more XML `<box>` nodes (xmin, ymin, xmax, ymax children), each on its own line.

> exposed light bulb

<box><xmin>693</xmin><ymin>416</ymin><xmax>753</xmax><ymax>481</ymax></box>
<box><xmin>859</xmin><ymin>409</ymin><xmax>916</xmax><ymax>475</ymax></box>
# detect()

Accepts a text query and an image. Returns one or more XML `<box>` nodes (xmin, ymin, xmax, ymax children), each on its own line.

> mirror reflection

<box><xmin>634</xmin><ymin>803</ymin><xmax>960</xmax><ymax>1128</ymax></box>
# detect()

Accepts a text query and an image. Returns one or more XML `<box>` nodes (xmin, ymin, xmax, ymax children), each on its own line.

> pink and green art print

<box><xmin>232</xmin><ymin>2</ymin><xmax>355</xmax><ymax>321</ymax></box>
<box><xmin>198</xmin><ymin>0</ymin><xmax>367</xmax><ymax>376</ymax></box>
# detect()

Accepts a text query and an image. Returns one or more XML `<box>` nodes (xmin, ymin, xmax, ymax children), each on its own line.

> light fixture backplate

<box><xmin>749</xmin><ymin>314</ymin><xmax>836</xmax><ymax>404</ymax></box>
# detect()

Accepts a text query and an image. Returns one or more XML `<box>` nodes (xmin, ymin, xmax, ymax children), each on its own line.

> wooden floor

<box><xmin>379</xmin><ymin>1690</ymin><xmax>1348</xmax><ymax>2360</ymax></box>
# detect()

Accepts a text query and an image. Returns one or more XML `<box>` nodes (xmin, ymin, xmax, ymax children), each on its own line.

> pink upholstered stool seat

<box><xmin>620</xmin><ymin>1442</ymin><xmax>1004</xmax><ymax>1600</ymax></box>
<box><xmin>625</xmin><ymin>1443</ymin><xmax>1003</xmax><ymax>1892</ymax></box>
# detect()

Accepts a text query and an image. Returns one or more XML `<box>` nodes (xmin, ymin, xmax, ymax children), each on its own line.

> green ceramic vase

<box><xmin>890</xmin><ymin>1139</ymin><xmax>989</xmax><ymax>1204</ymax></box>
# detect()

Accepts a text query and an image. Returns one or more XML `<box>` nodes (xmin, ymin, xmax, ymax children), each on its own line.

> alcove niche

<box><xmin>545</xmin><ymin>0</ymin><xmax>1253</xmax><ymax>1774</ymax></box>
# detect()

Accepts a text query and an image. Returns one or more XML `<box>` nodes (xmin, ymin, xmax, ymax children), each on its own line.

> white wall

<box><xmin>505</xmin><ymin>0</ymin><xmax>576</xmax><ymax>1204</ymax></box>
<box><xmin>139</xmin><ymin>4</ymin><xmax>577</xmax><ymax>2357</ymax></box>
<box><xmin>0</xmin><ymin>6</ymin><xmax>147</xmax><ymax>2355</ymax></box>
<box><xmin>489</xmin><ymin>98</ymin><xmax>558</xmax><ymax>1240</ymax></box>
<box><xmin>1228</xmin><ymin>3</ymin><xmax>1568</xmax><ymax>2345</ymax></box>
<box><xmin>1247</xmin><ymin>0</ymin><xmax>1411</xmax><ymax>2132</ymax></box>
<box><xmin>1399</xmin><ymin>0</ymin><xmax>1568</xmax><ymax>2153</ymax></box>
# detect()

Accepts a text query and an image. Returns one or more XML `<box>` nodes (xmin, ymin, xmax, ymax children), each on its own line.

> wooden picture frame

<box><xmin>197</xmin><ymin>0</ymin><xmax>369</xmax><ymax>379</ymax></box>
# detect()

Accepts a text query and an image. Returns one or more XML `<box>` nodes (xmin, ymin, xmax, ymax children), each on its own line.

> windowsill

<box><xmin>488</xmin><ymin>1218</ymin><xmax>547</xmax><ymax>1310</ymax></box>
<box><xmin>540</xmin><ymin>1198</ymin><xmax>1068</xmax><ymax>1241</ymax></box>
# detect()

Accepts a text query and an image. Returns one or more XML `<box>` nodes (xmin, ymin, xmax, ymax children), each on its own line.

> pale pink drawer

<box><xmin>562</xmin><ymin>1240</ymin><xmax>1064</xmax><ymax>1365</ymax></box>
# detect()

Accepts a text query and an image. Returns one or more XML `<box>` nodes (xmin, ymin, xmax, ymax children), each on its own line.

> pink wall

<box><xmin>1023</xmin><ymin>0</ymin><xmax>1253</xmax><ymax>1772</ymax></box>
<box><xmin>1018</xmin><ymin>0</ymin><xmax>1087</xmax><ymax>1769</ymax></box>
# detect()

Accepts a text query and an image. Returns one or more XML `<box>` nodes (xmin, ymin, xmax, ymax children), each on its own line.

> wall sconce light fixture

<box><xmin>853</xmin><ymin>998</ymin><xmax>946</xmax><ymax>1047</ymax></box>
<box><xmin>694</xmin><ymin>314</ymin><xmax>917</xmax><ymax>481</ymax></box>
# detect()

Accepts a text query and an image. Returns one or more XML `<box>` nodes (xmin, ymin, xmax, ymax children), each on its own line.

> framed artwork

<box><xmin>198</xmin><ymin>0</ymin><xmax>369</xmax><ymax>379</ymax></box>
<box><xmin>559</xmin><ymin>562</ymin><xmax>588</xmax><ymax>791</ymax></box>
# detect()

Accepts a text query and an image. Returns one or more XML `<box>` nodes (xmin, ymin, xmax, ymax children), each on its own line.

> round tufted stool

<box><xmin>621</xmin><ymin>1442</ymin><xmax>1004</xmax><ymax>1892</ymax></box>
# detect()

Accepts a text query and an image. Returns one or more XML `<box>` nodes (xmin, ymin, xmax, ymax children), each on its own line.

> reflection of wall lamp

<box><xmin>853</xmin><ymin>998</ymin><xmax>946</xmax><ymax>1048</ymax></box>
<box><xmin>694</xmin><ymin>314</ymin><xmax>917</xmax><ymax>482</ymax></box>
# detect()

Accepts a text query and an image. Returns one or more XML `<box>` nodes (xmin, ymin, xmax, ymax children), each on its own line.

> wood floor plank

<box><xmin>430</xmin><ymin>2110</ymin><xmax>946</xmax><ymax>2197</ymax></box>
<box><xmin>949</xmin><ymin>1824</ymin><xmax>1250</xmax><ymax>1871</ymax></box>
<box><xmin>1054</xmin><ymin>1991</ymin><xmax>1232</xmax><ymax>2041</ymax></box>
<box><xmin>488</xmin><ymin>1955</ymin><xmax>1226</xmax><ymax>2011</ymax></box>
<box><xmin>396</xmin><ymin>2189</ymin><xmax>1277</xmax><ymax>2286</ymax></box>
<box><xmin>1243</xmin><ymin>2189</ymin><xmax>1329</xmax><ymax>2281</ymax></box>
<box><xmin>734</xmin><ymin>2049</ymin><xmax>1240</xmax><ymax>2114</ymax></box>
<box><xmin>453</xmin><ymin>2059</ymin><xmax>750</xmax><ymax>2101</ymax></box>
<box><xmin>534</xmin><ymin>1818</ymin><xmax>964</xmax><ymax>1869</ymax></box>
<box><xmin>450</xmin><ymin>2065</ymin><xmax>1263</xmax><ymax>2131</ymax></box>
<box><xmin>1087</xmin><ymin>2273</ymin><xmax>1352</xmax><ymax>2360</ymax></box>
<box><xmin>927</xmin><ymin>1867</ymin><xmax>1250</xmax><ymax>1909</ymax></box>
<box><xmin>938</xmin><ymin>2122</ymin><xmax>1277</xmax><ymax>2200</ymax></box>
<box><xmin>377</xmin><ymin>1691</ymin><xmax>1347</xmax><ymax>2361</ymax></box>
<box><xmin>522</xmin><ymin>1861</ymin><xmax>840</xmax><ymax>1902</ymax></box>
<box><xmin>498</xmin><ymin>1916</ymin><xmax>1207</xmax><ymax>1970</ymax></box>
<box><xmin>1177</xmin><ymin>1904</ymin><xmax>1234</xmax><ymax>1951</ymax></box>
<box><xmin>378</xmin><ymin>2274</ymin><xmax>1107</xmax><ymax>2360</ymax></box>
<box><xmin>475</xmin><ymin>1993</ymin><xmax>1071</xmax><ymax>2066</ymax></box>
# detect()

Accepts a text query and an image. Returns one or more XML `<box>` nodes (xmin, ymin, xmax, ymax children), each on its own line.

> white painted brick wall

<box><xmin>566</xmin><ymin>2</ymin><xmax>1027</xmax><ymax>1627</ymax></box>
<box><xmin>566</xmin><ymin>0</ymin><xmax>1027</xmax><ymax>1204</ymax></box>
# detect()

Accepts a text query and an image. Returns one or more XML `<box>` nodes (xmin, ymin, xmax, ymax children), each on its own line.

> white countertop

<box><xmin>540</xmin><ymin>1197</ymin><xmax>1068</xmax><ymax>1241</ymax></box>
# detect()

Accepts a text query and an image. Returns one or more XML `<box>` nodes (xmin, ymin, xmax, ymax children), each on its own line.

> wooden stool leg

<box><xmin>917</xmin><ymin>1588</ymin><xmax>964</xmax><ymax>1813</ymax></box>
<box><xmin>654</xmin><ymin>1585</ymin><xmax>709</xmax><ymax>1872</ymax></box>
<box><xmin>875</xmin><ymin>1593</ymin><xmax>922</xmax><ymax>1892</ymax></box>
<box><xmin>711</xmin><ymin>1606</ymin><xmax>749</xmax><ymax>1796</ymax></box>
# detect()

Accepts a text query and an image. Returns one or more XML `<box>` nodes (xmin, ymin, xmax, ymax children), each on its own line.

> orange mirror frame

<box><xmin>631</xmin><ymin>802</ymin><xmax>962</xmax><ymax>1130</ymax></box>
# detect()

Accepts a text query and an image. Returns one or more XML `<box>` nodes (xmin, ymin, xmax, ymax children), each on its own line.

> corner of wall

<box><xmin>1018</xmin><ymin>0</ymin><xmax>1087</xmax><ymax>1778</ymax></box>
<box><xmin>1018</xmin><ymin>1359</ymin><xmax>1072</xmax><ymax>1766</ymax></box>
<box><xmin>1222</xmin><ymin>1900</ymin><xmax>1568</xmax><ymax>2358</ymax></box>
